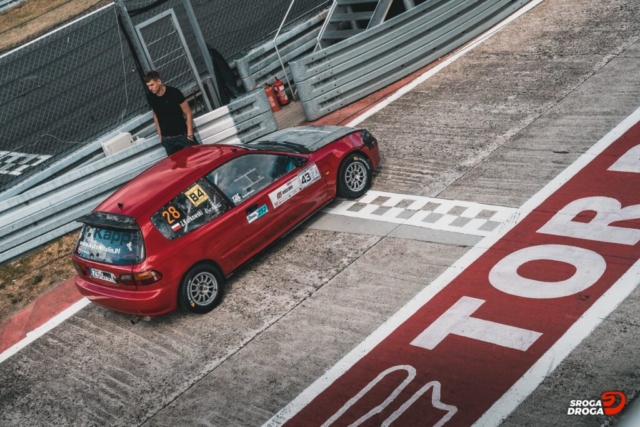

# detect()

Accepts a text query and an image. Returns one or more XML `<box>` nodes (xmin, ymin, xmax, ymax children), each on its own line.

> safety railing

<box><xmin>291</xmin><ymin>0</ymin><xmax>533</xmax><ymax>121</ymax></box>
<box><xmin>0</xmin><ymin>89</ymin><xmax>277</xmax><ymax>264</ymax></box>
<box><xmin>0</xmin><ymin>0</ymin><xmax>25</xmax><ymax>13</ymax></box>
<box><xmin>234</xmin><ymin>10</ymin><xmax>328</xmax><ymax>92</ymax></box>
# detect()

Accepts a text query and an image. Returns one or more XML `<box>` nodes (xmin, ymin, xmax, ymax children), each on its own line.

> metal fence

<box><xmin>0</xmin><ymin>0</ymin><xmax>329</xmax><ymax>193</ymax></box>
<box><xmin>0</xmin><ymin>89</ymin><xmax>277</xmax><ymax>264</ymax></box>
<box><xmin>0</xmin><ymin>0</ymin><xmax>25</xmax><ymax>13</ymax></box>
<box><xmin>291</xmin><ymin>0</ymin><xmax>533</xmax><ymax>121</ymax></box>
<box><xmin>0</xmin><ymin>3</ymin><xmax>148</xmax><ymax>190</ymax></box>
<box><xmin>235</xmin><ymin>9</ymin><xmax>328</xmax><ymax>92</ymax></box>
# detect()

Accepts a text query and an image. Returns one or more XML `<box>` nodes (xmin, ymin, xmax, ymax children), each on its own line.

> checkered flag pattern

<box><xmin>323</xmin><ymin>191</ymin><xmax>518</xmax><ymax>237</ymax></box>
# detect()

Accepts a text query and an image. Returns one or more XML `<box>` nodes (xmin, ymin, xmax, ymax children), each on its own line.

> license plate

<box><xmin>90</xmin><ymin>268</ymin><xmax>116</xmax><ymax>283</ymax></box>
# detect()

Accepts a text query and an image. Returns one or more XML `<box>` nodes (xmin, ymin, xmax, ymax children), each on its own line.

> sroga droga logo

<box><xmin>567</xmin><ymin>391</ymin><xmax>626</xmax><ymax>416</ymax></box>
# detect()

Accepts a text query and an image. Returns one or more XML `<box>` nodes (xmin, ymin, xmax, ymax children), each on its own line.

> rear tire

<box><xmin>337</xmin><ymin>153</ymin><xmax>372</xmax><ymax>199</ymax></box>
<box><xmin>179</xmin><ymin>264</ymin><xmax>225</xmax><ymax>314</ymax></box>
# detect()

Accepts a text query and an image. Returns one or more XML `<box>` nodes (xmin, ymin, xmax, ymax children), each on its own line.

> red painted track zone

<box><xmin>284</xmin><ymin>123</ymin><xmax>640</xmax><ymax>427</ymax></box>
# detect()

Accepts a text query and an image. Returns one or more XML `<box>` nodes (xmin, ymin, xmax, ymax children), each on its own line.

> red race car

<box><xmin>72</xmin><ymin>126</ymin><xmax>380</xmax><ymax>316</ymax></box>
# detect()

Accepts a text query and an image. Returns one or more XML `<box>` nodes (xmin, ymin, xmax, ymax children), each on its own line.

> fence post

<box><xmin>115</xmin><ymin>0</ymin><xmax>152</xmax><ymax>73</ymax></box>
<box><xmin>274</xmin><ymin>0</ymin><xmax>298</xmax><ymax>101</ymax></box>
<box><xmin>182</xmin><ymin>0</ymin><xmax>222</xmax><ymax>109</ymax></box>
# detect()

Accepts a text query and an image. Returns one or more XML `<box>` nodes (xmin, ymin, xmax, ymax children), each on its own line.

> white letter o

<box><xmin>489</xmin><ymin>244</ymin><xmax>606</xmax><ymax>299</ymax></box>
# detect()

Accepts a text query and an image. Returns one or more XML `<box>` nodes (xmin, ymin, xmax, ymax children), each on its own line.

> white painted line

<box><xmin>357</xmin><ymin>192</ymin><xmax>380</xmax><ymax>204</ymax></box>
<box><xmin>472</xmin><ymin>105</ymin><xmax>640</xmax><ymax>427</ymax></box>
<box><xmin>460</xmin><ymin>206</ymin><xmax>482</xmax><ymax>218</ymax></box>
<box><xmin>0</xmin><ymin>0</ymin><xmax>550</xmax><ymax>383</ymax></box>
<box><xmin>0</xmin><ymin>3</ymin><xmax>116</xmax><ymax>59</ymax></box>
<box><xmin>406</xmin><ymin>199</ymin><xmax>428</xmax><ymax>210</ymax></box>
<box><xmin>463</xmin><ymin>218</ymin><xmax>489</xmax><ymax>231</ymax></box>
<box><xmin>381</xmin><ymin>195</ymin><xmax>404</xmax><ymax>207</ymax></box>
<box><xmin>0</xmin><ymin>298</ymin><xmax>90</xmax><ymax>365</ymax></box>
<box><xmin>433</xmin><ymin>204</ymin><xmax>452</xmax><ymax>214</ymax></box>
<box><xmin>474</xmin><ymin>261</ymin><xmax>640</xmax><ymax>426</ymax></box>
<box><xmin>264</xmin><ymin>103</ymin><xmax>640</xmax><ymax>427</ymax></box>
<box><xmin>434</xmin><ymin>214</ymin><xmax>459</xmax><ymax>227</ymax></box>
<box><xmin>324</xmin><ymin>191</ymin><xmax>517</xmax><ymax>237</ymax></box>
<box><xmin>345</xmin><ymin>0</ymin><xmax>547</xmax><ymax>128</ymax></box>
<box><xmin>382</xmin><ymin>207</ymin><xmax>404</xmax><ymax>218</ymax></box>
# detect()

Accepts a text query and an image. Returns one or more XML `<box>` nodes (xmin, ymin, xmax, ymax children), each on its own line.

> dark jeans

<box><xmin>161</xmin><ymin>134</ymin><xmax>199</xmax><ymax>156</ymax></box>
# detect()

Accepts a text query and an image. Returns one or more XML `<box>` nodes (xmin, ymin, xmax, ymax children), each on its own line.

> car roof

<box><xmin>247</xmin><ymin>126</ymin><xmax>356</xmax><ymax>152</ymax></box>
<box><xmin>96</xmin><ymin>144</ymin><xmax>237</xmax><ymax>219</ymax></box>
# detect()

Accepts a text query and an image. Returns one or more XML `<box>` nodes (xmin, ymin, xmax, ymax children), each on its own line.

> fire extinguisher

<box><xmin>272</xmin><ymin>78</ymin><xmax>290</xmax><ymax>106</ymax></box>
<box><xmin>264</xmin><ymin>84</ymin><xmax>280</xmax><ymax>112</ymax></box>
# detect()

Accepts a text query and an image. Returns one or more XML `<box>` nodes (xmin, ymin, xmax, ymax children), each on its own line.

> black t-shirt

<box><xmin>146</xmin><ymin>86</ymin><xmax>187</xmax><ymax>137</ymax></box>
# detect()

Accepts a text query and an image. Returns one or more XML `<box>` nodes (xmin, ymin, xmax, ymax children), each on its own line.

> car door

<box><xmin>207</xmin><ymin>153</ymin><xmax>304</xmax><ymax>266</ymax></box>
<box><xmin>261</xmin><ymin>157</ymin><xmax>328</xmax><ymax>247</ymax></box>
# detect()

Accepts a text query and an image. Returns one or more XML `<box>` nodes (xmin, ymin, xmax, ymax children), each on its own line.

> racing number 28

<box><xmin>162</xmin><ymin>206</ymin><xmax>181</xmax><ymax>224</ymax></box>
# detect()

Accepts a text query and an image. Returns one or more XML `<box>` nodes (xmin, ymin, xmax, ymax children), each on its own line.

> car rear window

<box><xmin>151</xmin><ymin>179</ymin><xmax>228</xmax><ymax>240</ymax></box>
<box><xmin>75</xmin><ymin>225</ymin><xmax>144</xmax><ymax>265</ymax></box>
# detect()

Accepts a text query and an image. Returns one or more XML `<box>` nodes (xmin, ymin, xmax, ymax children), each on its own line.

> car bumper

<box><xmin>363</xmin><ymin>144</ymin><xmax>381</xmax><ymax>170</ymax></box>
<box><xmin>75</xmin><ymin>275</ymin><xmax>180</xmax><ymax>316</ymax></box>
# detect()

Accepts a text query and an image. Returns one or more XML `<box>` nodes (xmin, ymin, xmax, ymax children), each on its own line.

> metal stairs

<box><xmin>316</xmin><ymin>0</ymin><xmax>419</xmax><ymax>49</ymax></box>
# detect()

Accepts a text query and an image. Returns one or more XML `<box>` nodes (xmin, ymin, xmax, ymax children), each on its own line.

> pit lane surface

<box><xmin>2</xmin><ymin>0</ymin><xmax>640</xmax><ymax>426</ymax></box>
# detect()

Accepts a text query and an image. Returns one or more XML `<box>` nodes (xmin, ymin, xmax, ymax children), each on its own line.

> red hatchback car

<box><xmin>72</xmin><ymin>126</ymin><xmax>380</xmax><ymax>316</ymax></box>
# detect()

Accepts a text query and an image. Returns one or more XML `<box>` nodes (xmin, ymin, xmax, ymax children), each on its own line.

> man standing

<box><xmin>145</xmin><ymin>71</ymin><xmax>198</xmax><ymax>156</ymax></box>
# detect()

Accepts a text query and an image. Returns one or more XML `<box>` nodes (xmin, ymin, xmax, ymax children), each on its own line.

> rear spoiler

<box><xmin>76</xmin><ymin>212</ymin><xmax>139</xmax><ymax>230</ymax></box>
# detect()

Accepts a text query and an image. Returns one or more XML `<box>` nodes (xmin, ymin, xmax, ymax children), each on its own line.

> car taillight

<box><xmin>135</xmin><ymin>270</ymin><xmax>163</xmax><ymax>285</ymax></box>
<box><xmin>120</xmin><ymin>270</ymin><xmax>163</xmax><ymax>286</ymax></box>
<box><xmin>72</xmin><ymin>261</ymin><xmax>86</xmax><ymax>276</ymax></box>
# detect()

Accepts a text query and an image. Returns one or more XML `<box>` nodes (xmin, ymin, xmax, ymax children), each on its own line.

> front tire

<box><xmin>179</xmin><ymin>264</ymin><xmax>225</xmax><ymax>314</ymax></box>
<box><xmin>338</xmin><ymin>152</ymin><xmax>372</xmax><ymax>199</ymax></box>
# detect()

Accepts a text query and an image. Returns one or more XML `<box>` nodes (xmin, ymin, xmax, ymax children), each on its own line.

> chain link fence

<box><xmin>0</xmin><ymin>0</ymin><xmax>329</xmax><ymax>192</ymax></box>
<box><xmin>190</xmin><ymin>0</ymin><xmax>330</xmax><ymax>59</ymax></box>
<box><xmin>0</xmin><ymin>3</ymin><xmax>148</xmax><ymax>190</ymax></box>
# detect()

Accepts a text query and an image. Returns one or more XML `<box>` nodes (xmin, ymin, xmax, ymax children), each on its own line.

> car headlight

<box><xmin>361</xmin><ymin>129</ymin><xmax>378</xmax><ymax>148</ymax></box>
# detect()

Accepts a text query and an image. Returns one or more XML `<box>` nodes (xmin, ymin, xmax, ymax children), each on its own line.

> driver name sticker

<box><xmin>247</xmin><ymin>204</ymin><xmax>268</xmax><ymax>223</ymax></box>
<box><xmin>269</xmin><ymin>164</ymin><xmax>321</xmax><ymax>209</ymax></box>
<box><xmin>185</xmin><ymin>184</ymin><xmax>209</xmax><ymax>207</ymax></box>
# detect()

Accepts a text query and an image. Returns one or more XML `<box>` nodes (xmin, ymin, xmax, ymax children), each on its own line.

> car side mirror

<box><xmin>290</xmin><ymin>156</ymin><xmax>308</xmax><ymax>168</ymax></box>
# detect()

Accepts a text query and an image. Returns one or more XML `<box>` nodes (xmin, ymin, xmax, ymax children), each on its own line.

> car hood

<box><xmin>245</xmin><ymin>126</ymin><xmax>357</xmax><ymax>153</ymax></box>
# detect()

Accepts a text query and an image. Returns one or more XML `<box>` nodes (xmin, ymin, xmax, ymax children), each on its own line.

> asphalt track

<box><xmin>2</xmin><ymin>0</ymin><xmax>640</xmax><ymax>426</ymax></box>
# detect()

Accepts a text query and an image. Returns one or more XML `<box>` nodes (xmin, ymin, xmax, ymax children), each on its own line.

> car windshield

<box><xmin>75</xmin><ymin>225</ymin><xmax>144</xmax><ymax>265</ymax></box>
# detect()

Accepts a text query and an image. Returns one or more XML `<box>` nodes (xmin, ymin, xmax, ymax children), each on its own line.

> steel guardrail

<box><xmin>291</xmin><ymin>0</ymin><xmax>533</xmax><ymax>121</ymax></box>
<box><xmin>0</xmin><ymin>89</ymin><xmax>277</xmax><ymax>264</ymax></box>
<box><xmin>0</xmin><ymin>0</ymin><xmax>25</xmax><ymax>13</ymax></box>
<box><xmin>235</xmin><ymin>10</ymin><xmax>328</xmax><ymax>92</ymax></box>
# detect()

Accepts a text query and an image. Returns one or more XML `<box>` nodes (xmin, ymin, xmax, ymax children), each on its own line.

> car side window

<box><xmin>207</xmin><ymin>154</ymin><xmax>297</xmax><ymax>205</ymax></box>
<box><xmin>151</xmin><ymin>179</ymin><xmax>228</xmax><ymax>240</ymax></box>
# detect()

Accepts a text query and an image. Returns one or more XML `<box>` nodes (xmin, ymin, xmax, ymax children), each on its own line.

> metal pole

<box><xmin>115</xmin><ymin>0</ymin><xmax>152</xmax><ymax>73</ymax></box>
<box><xmin>314</xmin><ymin>0</ymin><xmax>337</xmax><ymax>52</ymax></box>
<box><xmin>403</xmin><ymin>0</ymin><xmax>415</xmax><ymax>10</ymax></box>
<box><xmin>182</xmin><ymin>0</ymin><xmax>222</xmax><ymax>109</ymax></box>
<box><xmin>274</xmin><ymin>0</ymin><xmax>297</xmax><ymax>101</ymax></box>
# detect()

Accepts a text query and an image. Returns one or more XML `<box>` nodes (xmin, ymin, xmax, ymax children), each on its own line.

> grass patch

<box><xmin>0</xmin><ymin>0</ymin><xmax>111</xmax><ymax>53</ymax></box>
<box><xmin>0</xmin><ymin>232</ymin><xmax>79</xmax><ymax>324</ymax></box>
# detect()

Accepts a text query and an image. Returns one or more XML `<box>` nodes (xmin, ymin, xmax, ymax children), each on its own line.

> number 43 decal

<box><xmin>299</xmin><ymin>164</ymin><xmax>320</xmax><ymax>189</ymax></box>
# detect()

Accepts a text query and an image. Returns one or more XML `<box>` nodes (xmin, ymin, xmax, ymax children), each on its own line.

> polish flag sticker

<box><xmin>171</xmin><ymin>222</ymin><xmax>182</xmax><ymax>231</ymax></box>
